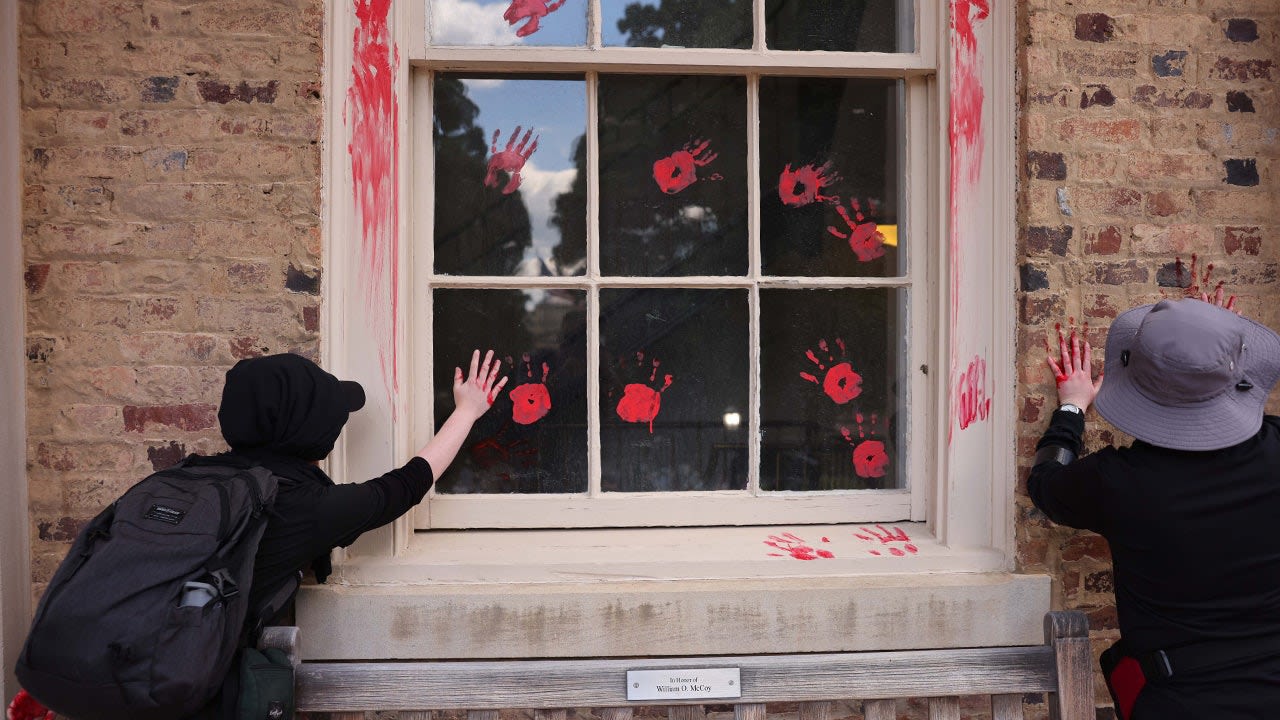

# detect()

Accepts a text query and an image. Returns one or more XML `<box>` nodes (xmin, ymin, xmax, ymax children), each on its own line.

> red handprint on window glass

<box><xmin>765</xmin><ymin>532</ymin><xmax>834</xmax><ymax>560</ymax></box>
<box><xmin>503</xmin><ymin>0</ymin><xmax>566</xmax><ymax>38</ymax></box>
<box><xmin>778</xmin><ymin>162</ymin><xmax>841</xmax><ymax>207</ymax></box>
<box><xmin>827</xmin><ymin>199</ymin><xmax>886</xmax><ymax>262</ymax></box>
<box><xmin>840</xmin><ymin>419</ymin><xmax>889</xmax><ymax>479</ymax></box>
<box><xmin>509</xmin><ymin>353</ymin><xmax>552</xmax><ymax>425</ymax></box>
<box><xmin>799</xmin><ymin>337</ymin><xmax>862</xmax><ymax>405</ymax></box>
<box><xmin>652</xmin><ymin>139</ymin><xmax>721</xmax><ymax>195</ymax></box>
<box><xmin>854</xmin><ymin>524</ymin><xmax>918</xmax><ymax>557</ymax></box>
<box><xmin>614</xmin><ymin>352</ymin><xmax>674</xmax><ymax>433</ymax></box>
<box><xmin>484</xmin><ymin>126</ymin><xmax>539</xmax><ymax>195</ymax></box>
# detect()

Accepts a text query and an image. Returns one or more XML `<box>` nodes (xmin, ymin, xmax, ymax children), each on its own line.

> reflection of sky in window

<box><xmin>462</xmin><ymin>78</ymin><xmax>585</xmax><ymax>276</ymax></box>
<box><xmin>431</xmin><ymin>0</ymin><xmax>587</xmax><ymax>46</ymax></box>
<box><xmin>600</xmin><ymin>0</ymin><xmax>650</xmax><ymax>46</ymax></box>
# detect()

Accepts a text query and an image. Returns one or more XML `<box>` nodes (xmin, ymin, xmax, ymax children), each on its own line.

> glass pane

<box><xmin>766</xmin><ymin>0</ymin><xmax>913</xmax><ymax>52</ymax></box>
<box><xmin>434</xmin><ymin>289</ymin><xmax>588</xmax><ymax>494</ymax></box>
<box><xmin>759</xmin><ymin>288</ymin><xmax>903</xmax><ymax>491</ymax></box>
<box><xmin>430</xmin><ymin>0</ymin><xmax>587</xmax><ymax>46</ymax></box>
<box><xmin>760</xmin><ymin>77</ymin><xmax>903</xmax><ymax>277</ymax></box>
<box><xmin>600</xmin><ymin>289</ymin><xmax>749</xmax><ymax>491</ymax></box>
<box><xmin>598</xmin><ymin>75</ymin><xmax>748</xmax><ymax>277</ymax></box>
<box><xmin>434</xmin><ymin>75</ymin><xmax>587</xmax><ymax>276</ymax></box>
<box><xmin>601</xmin><ymin>0</ymin><xmax>752</xmax><ymax>48</ymax></box>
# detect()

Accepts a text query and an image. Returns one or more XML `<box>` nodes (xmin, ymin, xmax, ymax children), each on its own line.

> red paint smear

<box><xmin>948</xmin><ymin>0</ymin><xmax>990</xmax><ymax>442</ymax></box>
<box><xmin>348</xmin><ymin>0</ymin><xmax>400</xmax><ymax>402</ymax></box>
<box><xmin>800</xmin><ymin>337</ymin><xmax>862</xmax><ymax>404</ymax></box>
<box><xmin>653</xmin><ymin>139</ymin><xmax>719</xmax><ymax>194</ymax></box>
<box><xmin>827</xmin><ymin>199</ymin><xmax>886</xmax><ymax>262</ymax></box>
<box><xmin>778</xmin><ymin>162</ymin><xmax>840</xmax><ymax>207</ymax></box>
<box><xmin>486</xmin><ymin>126</ymin><xmax>539</xmax><ymax>194</ymax></box>
<box><xmin>955</xmin><ymin>355</ymin><xmax>991</xmax><ymax>430</ymax></box>
<box><xmin>764</xmin><ymin>532</ymin><xmax>835</xmax><ymax>561</ymax></box>
<box><xmin>504</xmin><ymin>0</ymin><xmax>567</xmax><ymax>38</ymax></box>
<box><xmin>854</xmin><ymin>524</ymin><xmax>918</xmax><ymax>557</ymax></box>
<box><xmin>510</xmin><ymin>355</ymin><xmax>552</xmax><ymax>425</ymax></box>
<box><xmin>7</xmin><ymin>691</ymin><xmax>54</xmax><ymax>720</ymax></box>
<box><xmin>616</xmin><ymin>377</ymin><xmax>673</xmax><ymax>433</ymax></box>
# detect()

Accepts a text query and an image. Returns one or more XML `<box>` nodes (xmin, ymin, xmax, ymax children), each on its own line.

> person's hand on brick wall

<box><xmin>1047</xmin><ymin>324</ymin><xmax>1103</xmax><ymax>412</ymax></box>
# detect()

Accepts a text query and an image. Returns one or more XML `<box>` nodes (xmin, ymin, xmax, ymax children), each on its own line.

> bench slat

<box><xmin>928</xmin><ymin>697</ymin><xmax>960</xmax><ymax>720</ymax></box>
<box><xmin>992</xmin><ymin>694</ymin><xmax>1025</xmax><ymax>720</ymax></box>
<box><xmin>297</xmin><ymin>646</ymin><xmax>1057</xmax><ymax>711</ymax></box>
<box><xmin>862</xmin><ymin>699</ymin><xmax>895</xmax><ymax>720</ymax></box>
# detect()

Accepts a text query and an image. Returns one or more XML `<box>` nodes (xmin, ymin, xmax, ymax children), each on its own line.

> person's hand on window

<box><xmin>1046</xmin><ymin>323</ymin><xmax>1102</xmax><ymax>412</ymax></box>
<box><xmin>453</xmin><ymin>348</ymin><xmax>508</xmax><ymax>422</ymax></box>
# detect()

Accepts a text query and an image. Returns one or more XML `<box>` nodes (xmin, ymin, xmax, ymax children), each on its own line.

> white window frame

<box><xmin>324</xmin><ymin>0</ymin><xmax>1015</xmax><ymax>561</ymax></box>
<box><xmin>399</xmin><ymin>1</ymin><xmax>943</xmax><ymax>530</ymax></box>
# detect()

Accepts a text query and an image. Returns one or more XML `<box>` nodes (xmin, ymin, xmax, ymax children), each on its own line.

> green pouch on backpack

<box><xmin>237</xmin><ymin>647</ymin><xmax>294</xmax><ymax>720</ymax></box>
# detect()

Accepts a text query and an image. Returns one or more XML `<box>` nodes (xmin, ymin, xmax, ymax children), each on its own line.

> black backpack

<box><xmin>16</xmin><ymin>455</ymin><xmax>295</xmax><ymax>720</ymax></box>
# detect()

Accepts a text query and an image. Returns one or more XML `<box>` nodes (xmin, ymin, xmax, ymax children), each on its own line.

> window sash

<box><xmin>407</xmin><ymin>6</ymin><xmax>938</xmax><ymax>530</ymax></box>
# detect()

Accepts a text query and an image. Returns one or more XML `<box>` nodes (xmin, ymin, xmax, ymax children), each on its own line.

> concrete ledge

<box><xmin>297</xmin><ymin>570</ymin><xmax>1050</xmax><ymax>660</ymax></box>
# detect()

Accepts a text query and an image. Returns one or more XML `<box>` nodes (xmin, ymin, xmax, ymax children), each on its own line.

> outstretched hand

<box><xmin>453</xmin><ymin>349</ymin><xmax>508</xmax><ymax>422</ymax></box>
<box><xmin>1046</xmin><ymin>324</ymin><xmax>1103</xmax><ymax>412</ymax></box>
<box><xmin>1200</xmin><ymin>284</ymin><xmax>1240</xmax><ymax>314</ymax></box>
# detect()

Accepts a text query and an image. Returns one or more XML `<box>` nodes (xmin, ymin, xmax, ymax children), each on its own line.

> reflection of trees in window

<box><xmin>549</xmin><ymin>134</ymin><xmax>587</xmax><ymax>275</ymax></box>
<box><xmin>433</xmin><ymin>76</ymin><xmax>534</xmax><ymax>276</ymax></box>
<box><xmin>613</xmin><ymin>0</ymin><xmax>751</xmax><ymax>49</ymax></box>
<box><xmin>766</xmin><ymin>0</ymin><xmax>902</xmax><ymax>52</ymax></box>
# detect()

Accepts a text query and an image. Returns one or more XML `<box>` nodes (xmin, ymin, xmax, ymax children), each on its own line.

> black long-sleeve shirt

<box><xmin>1030</xmin><ymin>411</ymin><xmax>1280</xmax><ymax>654</ymax></box>
<box><xmin>246</xmin><ymin>456</ymin><xmax>434</xmax><ymax>613</ymax></box>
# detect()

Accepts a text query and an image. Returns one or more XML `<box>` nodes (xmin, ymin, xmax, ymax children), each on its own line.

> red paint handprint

<box><xmin>955</xmin><ymin>355</ymin><xmax>991</xmax><ymax>430</ymax></box>
<box><xmin>503</xmin><ymin>0</ymin><xmax>566</xmax><ymax>38</ymax></box>
<box><xmin>799</xmin><ymin>337</ymin><xmax>862</xmax><ymax>405</ymax></box>
<box><xmin>765</xmin><ymin>532</ymin><xmax>835</xmax><ymax>560</ymax></box>
<box><xmin>614</xmin><ymin>352</ymin><xmax>674</xmax><ymax>433</ymax></box>
<box><xmin>652</xmin><ymin>139</ymin><xmax>721</xmax><ymax>194</ymax></box>
<box><xmin>840</xmin><ymin>414</ymin><xmax>889</xmax><ymax>479</ymax></box>
<box><xmin>471</xmin><ymin>428</ymin><xmax>538</xmax><ymax>485</ymax></box>
<box><xmin>1173</xmin><ymin>253</ymin><xmax>1221</xmax><ymax>298</ymax></box>
<box><xmin>827</xmin><ymin>199</ymin><xmax>886</xmax><ymax>262</ymax></box>
<box><xmin>778</xmin><ymin>162</ymin><xmax>841</xmax><ymax>207</ymax></box>
<box><xmin>484</xmin><ymin>126</ymin><xmax>539</xmax><ymax>195</ymax></box>
<box><xmin>854</xmin><ymin>524</ymin><xmax>918</xmax><ymax>557</ymax></box>
<box><xmin>509</xmin><ymin>353</ymin><xmax>552</xmax><ymax>425</ymax></box>
<box><xmin>7</xmin><ymin>691</ymin><xmax>54</xmax><ymax>720</ymax></box>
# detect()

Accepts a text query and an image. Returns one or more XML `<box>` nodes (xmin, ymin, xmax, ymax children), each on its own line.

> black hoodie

<box><xmin>214</xmin><ymin>354</ymin><xmax>434</xmax><ymax>614</ymax></box>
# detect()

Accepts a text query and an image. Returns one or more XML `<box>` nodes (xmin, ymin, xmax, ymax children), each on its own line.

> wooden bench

<box><xmin>262</xmin><ymin>610</ymin><xmax>1094</xmax><ymax>720</ymax></box>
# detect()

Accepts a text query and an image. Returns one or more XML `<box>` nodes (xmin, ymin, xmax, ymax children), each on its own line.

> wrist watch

<box><xmin>1058</xmin><ymin>403</ymin><xmax>1083</xmax><ymax>415</ymax></box>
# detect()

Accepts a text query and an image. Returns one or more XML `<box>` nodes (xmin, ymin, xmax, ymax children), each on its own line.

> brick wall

<box><xmin>19</xmin><ymin>0</ymin><xmax>324</xmax><ymax>595</ymax></box>
<box><xmin>1017</xmin><ymin>0</ymin><xmax>1280</xmax><ymax>711</ymax></box>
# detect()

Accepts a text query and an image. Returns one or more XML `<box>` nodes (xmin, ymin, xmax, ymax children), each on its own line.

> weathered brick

<box><xmin>1093</xmin><ymin>261</ymin><xmax>1148</xmax><ymax>285</ymax></box>
<box><xmin>1132</xmin><ymin>85</ymin><xmax>1212</xmax><ymax>109</ymax></box>
<box><xmin>1145</xmin><ymin>191</ymin><xmax>1190</xmax><ymax>218</ymax></box>
<box><xmin>1025</xmin><ymin>150</ymin><xmax>1067</xmax><ymax>180</ymax></box>
<box><xmin>1223</xmin><ymin>158</ymin><xmax>1260</xmax><ymax>186</ymax></box>
<box><xmin>1223</xmin><ymin>226</ymin><xmax>1262</xmax><ymax>256</ymax></box>
<box><xmin>1227</xmin><ymin>90</ymin><xmax>1256</xmax><ymax>112</ymax></box>
<box><xmin>1210</xmin><ymin>56</ymin><xmax>1274</xmax><ymax>82</ymax></box>
<box><xmin>1085</xmin><ymin>226</ymin><xmax>1124</xmax><ymax>255</ymax></box>
<box><xmin>1021</xmin><ymin>264</ymin><xmax>1050</xmax><ymax>291</ymax></box>
<box><xmin>1152</xmin><ymin>50</ymin><xmax>1189</xmax><ymax>77</ymax></box>
<box><xmin>1079</xmin><ymin>84</ymin><xmax>1115</xmax><ymax>108</ymax></box>
<box><xmin>1225</xmin><ymin>18</ymin><xmax>1259</xmax><ymax>43</ymax></box>
<box><xmin>122</xmin><ymin>404</ymin><xmax>218</xmax><ymax>433</ymax></box>
<box><xmin>197</xmin><ymin>79</ymin><xmax>279</xmax><ymax>105</ymax></box>
<box><xmin>1075</xmin><ymin>14</ymin><xmax>1115</xmax><ymax>42</ymax></box>
<box><xmin>1026</xmin><ymin>226</ymin><xmax>1073</xmax><ymax>255</ymax></box>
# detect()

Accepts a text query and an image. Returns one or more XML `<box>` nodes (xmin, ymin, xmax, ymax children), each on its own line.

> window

<box><xmin>406</xmin><ymin>0</ymin><xmax>939</xmax><ymax>529</ymax></box>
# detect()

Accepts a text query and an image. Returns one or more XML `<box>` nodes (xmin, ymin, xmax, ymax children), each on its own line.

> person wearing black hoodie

<box><xmin>214</xmin><ymin>349</ymin><xmax>507</xmax><ymax>620</ymax></box>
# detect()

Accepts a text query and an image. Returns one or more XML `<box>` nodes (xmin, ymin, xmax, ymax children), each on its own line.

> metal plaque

<box><xmin>626</xmin><ymin>667</ymin><xmax>742</xmax><ymax>701</ymax></box>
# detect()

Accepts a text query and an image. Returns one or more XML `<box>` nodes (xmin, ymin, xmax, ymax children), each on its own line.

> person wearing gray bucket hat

<box><xmin>1028</xmin><ymin>291</ymin><xmax>1280</xmax><ymax>720</ymax></box>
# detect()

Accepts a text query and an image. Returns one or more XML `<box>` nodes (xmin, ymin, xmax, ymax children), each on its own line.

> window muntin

<box><xmin>412</xmin><ymin>0</ymin><xmax>930</xmax><ymax>529</ymax></box>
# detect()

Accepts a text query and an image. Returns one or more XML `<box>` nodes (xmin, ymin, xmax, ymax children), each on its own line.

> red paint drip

<box><xmin>616</xmin><ymin>374</ymin><xmax>674</xmax><ymax>433</ymax></box>
<box><xmin>955</xmin><ymin>355</ymin><xmax>991</xmax><ymax>431</ymax></box>
<box><xmin>778</xmin><ymin>162</ymin><xmax>840</xmax><ymax>207</ymax></box>
<box><xmin>348</xmin><ymin>0</ymin><xmax>400</xmax><ymax>404</ymax></box>
<box><xmin>764</xmin><ymin>532</ymin><xmax>835</xmax><ymax>561</ymax></box>
<box><xmin>652</xmin><ymin>139</ymin><xmax>719</xmax><ymax>194</ymax></box>
<box><xmin>485</xmin><ymin>126</ymin><xmax>539</xmax><ymax>194</ymax></box>
<box><xmin>503</xmin><ymin>0</ymin><xmax>567</xmax><ymax>37</ymax></box>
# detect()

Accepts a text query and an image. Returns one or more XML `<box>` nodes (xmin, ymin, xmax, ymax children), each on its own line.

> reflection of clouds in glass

<box><xmin>464</xmin><ymin>78</ymin><xmax>507</xmax><ymax>90</ymax></box>
<box><xmin>432</xmin><ymin>0</ymin><xmax>521</xmax><ymax>45</ymax></box>
<box><xmin>514</xmin><ymin>160</ymin><xmax>577</xmax><ymax>272</ymax></box>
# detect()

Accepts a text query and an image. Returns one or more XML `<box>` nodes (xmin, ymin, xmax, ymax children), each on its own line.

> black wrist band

<box><xmin>1034</xmin><ymin>445</ymin><xmax>1077</xmax><ymax>466</ymax></box>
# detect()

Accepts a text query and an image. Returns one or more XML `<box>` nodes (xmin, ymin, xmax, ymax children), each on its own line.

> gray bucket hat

<box><xmin>1094</xmin><ymin>298</ymin><xmax>1280</xmax><ymax>451</ymax></box>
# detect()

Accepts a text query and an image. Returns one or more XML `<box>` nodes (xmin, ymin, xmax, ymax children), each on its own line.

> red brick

<box><xmin>1223</xmin><ymin>226</ymin><xmax>1262</xmax><ymax>255</ymax></box>
<box><xmin>122</xmin><ymin>404</ymin><xmax>218</xmax><ymax>433</ymax></box>
<box><xmin>1085</xmin><ymin>226</ymin><xmax>1124</xmax><ymax>255</ymax></box>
